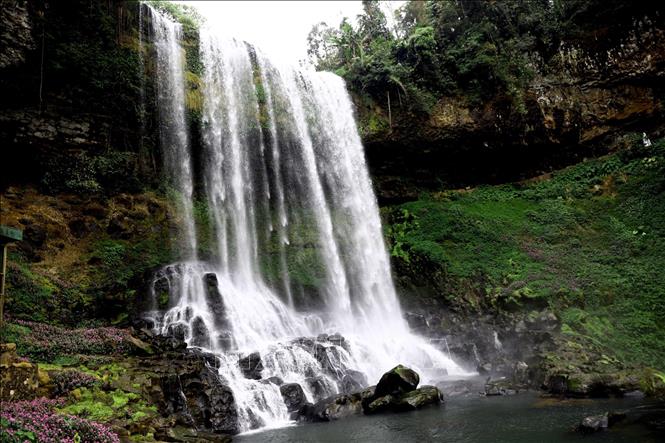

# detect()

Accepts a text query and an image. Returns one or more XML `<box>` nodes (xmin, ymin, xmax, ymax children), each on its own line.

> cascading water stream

<box><xmin>143</xmin><ymin>6</ymin><xmax>471</xmax><ymax>433</ymax></box>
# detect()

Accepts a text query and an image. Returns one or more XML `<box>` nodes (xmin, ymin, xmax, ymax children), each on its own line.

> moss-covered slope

<box><xmin>385</xmin><ymin>135</ymin><xmax>665</xmax><ymax>370</ymax></box>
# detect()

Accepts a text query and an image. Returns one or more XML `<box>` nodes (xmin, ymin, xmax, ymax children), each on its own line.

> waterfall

<box><xmin>150</xmin><ymin>5</ymin><xmax>197</xmax><ymax>258</ymax></box>
<box><xmin>144</xmin><ymin>6</ymin><xmax>470</xmax><ymax>433</ymax></box>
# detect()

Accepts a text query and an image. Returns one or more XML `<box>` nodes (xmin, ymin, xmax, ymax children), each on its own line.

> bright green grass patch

<box><xmin>386</xmin><ymin>136</ymin><xmax>665</xmax><ymax>369</ymax></box>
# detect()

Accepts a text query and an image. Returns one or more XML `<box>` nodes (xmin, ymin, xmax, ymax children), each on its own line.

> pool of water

<box><xmin>237</xmin><ymin>392</ymin><xmax>659</xmax><ymax>442</ymax></box>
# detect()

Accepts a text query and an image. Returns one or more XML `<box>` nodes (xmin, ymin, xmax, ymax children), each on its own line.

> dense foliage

<box><xmin>0</xmin><ymin>398</ymin><xmax>119</xmax><ymax>443</ymax></box>
<box><xmin>308</xmin><ymin>0</ymin><xmax>660</xmax><ymax>112</ymax></box>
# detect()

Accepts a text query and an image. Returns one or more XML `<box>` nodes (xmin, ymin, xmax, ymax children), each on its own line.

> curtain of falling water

<box><xmin>145</xmin><ymin>7</ymin><xmax>471</xmax><ymax>433</ymax></box>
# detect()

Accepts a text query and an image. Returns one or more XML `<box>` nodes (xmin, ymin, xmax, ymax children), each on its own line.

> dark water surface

<box><xmin>237</xmin><ymin>392</ymin><xmax>659</xmax><ymax>442</ymax></box>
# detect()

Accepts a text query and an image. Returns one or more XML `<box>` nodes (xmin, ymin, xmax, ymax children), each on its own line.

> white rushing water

<box><xmin>143</xmin><ymin>6</ymin><xmax>470</xmax><ymax>433</ymax></box>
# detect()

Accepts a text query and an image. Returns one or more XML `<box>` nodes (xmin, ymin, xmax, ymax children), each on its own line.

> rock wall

<box><xmin>360</xmin><ymin>16</ymin><xmax>665</xmax><ymax>203</ymax></box>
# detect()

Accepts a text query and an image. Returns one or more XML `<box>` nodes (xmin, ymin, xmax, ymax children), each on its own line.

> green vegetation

<box><xmin>385</xmin><ymin>136</ymin><xmax>665</xmax><ymax>369</ymax></box>
<box><xmin>309</xmin><ymin>0</ymin><xmax>657</xmax><ymax>114</ymax></box>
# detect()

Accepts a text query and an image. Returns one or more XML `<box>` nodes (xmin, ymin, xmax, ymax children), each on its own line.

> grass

<box><xmin>385</xmin><ymin>135</ymin><xmax>665</xmax><ymax>370</ymax></box>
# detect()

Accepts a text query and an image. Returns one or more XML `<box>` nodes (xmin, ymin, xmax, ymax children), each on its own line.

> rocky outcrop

<box><xmin>359</xmin><ymin>19</ymin><xmax>665</xmax><ymax>201</ymax></box>
<box><xmin>374</xmin><ymin>365</ymin><xmax>420</xmax><ymax>397</ymax></box>
<box><xmin>0</xmin><ymin>343</ymin><xmax>39</xmax><ymax>401</ymax></box>
<box><xmin>280</xmin><ymin>383</ymin><xmax>307</xmax><ymax>412</ymax></box>
<box><xmin>297</xmin><ymin>365</ymin><xmax>443</xmax><ymax>422</ymax></box>
<box><xmin>238</xmin><ymin>352</ymin><xmax>263</xmax><ymax>380</ymax></box>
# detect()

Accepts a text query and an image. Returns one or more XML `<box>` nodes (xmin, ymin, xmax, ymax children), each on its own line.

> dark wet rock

<box><xmin>203</xmin><ymin>273</ymin><xmax>226</xmax><ymax>320</ymax></box>
<box><xmin>216</xmin><ymin>331</ymin><xmax>234</xmax><ymax>351</ymax></box>
<box><xmin>404</xmin><ymin>312</ymin><xmax>428</xmax><ymax>331</ymax></box>
<box><xmin>484</xmin><ymin>377</ymin><xmax>524</xmax><ymax>396</ymax></box>
<box><xmin>152</xmin><ymin>350</ymin><xmax>239</xmax><ymax>435</ymax></box>
<box><xmin>437</xmin><ymin>379</ymin><xmax>475</xmax><ymax>398</ymax></box>
<box><xmin>544</xmin><ymin>371</ymin><xmax>641</xmax><ymax>398</ymax></box>
<box><xmin>341</xmin><ymin>369</ymin><xmax>368</xmax><ymax>394</ymax></box>
<box><xmin>306</xmin><ymin>376</ymin><xmax>332</xmax><ymax>399</ymax></box>
<box><xmin>365</xmin><ymin>394</ymin><xmax>397</xmax><ymax>414</ymax></box>
<box><xmin>190</xmin><ymin>317</ymin><xmax>211</xmax><ymax>349</ymax></box>
<box><xmin>126</xmin><ymin>335</ymin><xmax>154</xmax><ymax>356</ymax></box>
<box><xmin>576</xmin><ymin>413</ymin><xmax>609</xmax><ymax>433</ymax></box>
<box><xmin>364</xmin><ymin>386</ymin><xmax>443</xmax><ymax>414</ymax></box>
<box><xmin>323</xmin><ymin>394</ymin><xmax>363</xmax><ymax>420</ymax></box>
<box><xmin>166</xmin><ymin>323</ymin><xmax>188</xmax><ymax>342</ymax></box>
<box><xmin>374</xmin><ymin>365</ymin><xmax>419</xmax><ymax>397</ymax></box>
<box><xmin>293</xmin><ymin>337</ymin><xmax>315</xmax><ymax>349</ymax></box>
<box><xmin>161</xmin><ymin>374</ymin><xmax>191</xmax><ymax>421</ymax></box>
<box><xmin>280</xmin><ymin>383</ymin><xmax>307</xmax><ymax>412</ymax></box>
<box><xmin>513</xmin><ymin>361</ymin><xmax>529</xmax><ymax>385</ymax></box>
<box><xmin>238</xmin><ymin>352</ymin><xmax>263</xmax><ymax>380</ymax></box>
<box><xmin>314</xmin><ymin>344</ymin><xmax>346</xmax><ymax>379</ymax></box>
<box><xmin>327</xmin><ymin>333</ymin><xmax>345</xmax><ymax>345</ymax></box>
<box><xmin>266</xmin><ymin>376</ymin><xmax>283</xmax><ymax>386</ymax></box>
<box><xmin>394</xmin><ymin>385</ymin><xmax>443</xmax><ymax>411</ymax></box>
<box><xmin>297</xmin><ymin>393</ymin><xmax>363</xmax><ymax>422</ymax></box>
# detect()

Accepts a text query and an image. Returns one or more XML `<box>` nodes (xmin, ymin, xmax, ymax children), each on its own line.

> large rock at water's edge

<box><xmin>364</xmin><ymin>386</ymin><xmax>443</xmax><ymax>414</ymax></box>
<box><xmin>297</xmin><ymin>393</ymin><xmax>363</xmax><ymax>422</ymax></box>
<box><xmin>238</xmin><ymin>352</ymin><xmax>263</xmax><ymax>380</ymax></box>
<box><xmin>156</xmin><ymin>350</ymin><xmax>239</xmax><ymax>436</ymax></box>
<box><xmin>306</xmin><ymin>376</ymin><xmax>334</xmax><ymax>398</ymax></box>
<box><xmin>280</xmin><ymin>383</ymin><xmax>307</xmax><ymax>412</ymax></box>
<box><xmin>361</xmin><ymin>366</ymin><xmax>443</xmax><ymax>415</ymax></box>
<box><xmin>394</xmin><ymin>385</ymin><xmax>443</xmax><ymax>411</ymax></box>
<box><xmin>374</xmin><ymin>365</ymin><xmax>420</xmax><ymax>397</ymax></box>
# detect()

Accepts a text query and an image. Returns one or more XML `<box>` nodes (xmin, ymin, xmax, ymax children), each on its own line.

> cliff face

<box><xmin>0</xmin><ymin>0</ymin><xmax>154</xmax><ymax>192</ymax></box>
<box><xmin>360</xmin><ymin>16</ymin><xmax>665</xmax><ymax>203</ymax></box>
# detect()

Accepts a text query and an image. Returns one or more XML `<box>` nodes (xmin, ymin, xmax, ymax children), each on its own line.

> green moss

<box><xmin>387</xmin><ymin>136</ymin><xmax>665</xmax><ymax>369</ymax></box>
<box><xmin>59</xmin><ymin>389</ymin><xmax>115</xmax><ymax>421</ymax></box>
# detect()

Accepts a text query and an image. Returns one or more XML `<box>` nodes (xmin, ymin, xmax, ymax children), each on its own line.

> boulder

<box><xmin>365</xmin><ymin>394</ymin><xmax>397</xmax><ymax>414</ymax></box>
<box><xmin>484</xmin><ymin>377</ymin><xmax>520</xmax><ymax>396</ymax></box>
<box><xmin>577</xmin><ymin>413</ymin><xmax>609</xmax><ymax>433</ymax></box>
<box><xmin>297</xmin><ymin>393</ymin><xmax>363</xmax><ymax>422</ymax></box>
<box><xmin>190</xmin><ymin>317</ymin><xmax>211</xmax><ymax>349</ymax></box>
<box><xmin>306</xmin><ymin>376</ymin><xmax>333</xmax><ymax>399</ymax></box>
<box><xmin>374</xmin><ymin>365</ymin><xmax>419</xmax><ymax>397</ymax></box>
<box><xmin>394</xmin><ymin>385</ymin><xmax>443</xmax><ymax>411</ymax></box>
<box><xmin>364</xmin><ymin>386</ymin><xmax>443</xmax><ymax>414</ymax></box>
<box><xmin>266</xmin><ymin>376</ymin><xmax>284</xmax><ymax>386</ymax></box>
<box><xmin>166</xmin><ymin>323</ymin><xmax>188</xmax><ymax>342</ymax></box>
<box><xmin>280</xmin><ymin>383</ymin><xmax>307</xmax><ymax>412</ymax></box>
<box><xmin>238</xmin><ymin>352</ymin><xmax>263</xmax><ymax>380</ymax></box>
<box><xmin>127</xmin><ymin>335</ymin><xmax>154</xmax><ymax>355</ymax></box>
<box><xmin>341</xmin><ymin>369</ymin><xmax>368</xmax><ymax>394</ymax></box>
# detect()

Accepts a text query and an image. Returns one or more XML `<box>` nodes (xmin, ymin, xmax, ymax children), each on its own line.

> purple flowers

<box><xmin>12</xmin><ymin>320</ymin><xmax>132</xmax><ymax>362</ymax></box>
<box><xmin>0</xmin><ymin>398</ymin><xmax>119</xmax><ymax>443</ymax></box>
<box><xmin>52</xmin><ymin>370</ymin><xmax>99</xmax><ymax>397</ymax></box>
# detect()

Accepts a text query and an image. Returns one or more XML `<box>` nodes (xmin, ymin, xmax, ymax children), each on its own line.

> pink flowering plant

<box><xmin>0</xmin><ymin>398</ymin><xmax>119</xmax><ymax>443</ymax></box>
<box><xmin>52</xmin><ymin>370</ymin><xmax>100</xmax><ymax>397</ymax></box>
<box><xmin>7</xmin><ymin>320</ymin><xmax>132</xmax><ymax>362</ymax></box>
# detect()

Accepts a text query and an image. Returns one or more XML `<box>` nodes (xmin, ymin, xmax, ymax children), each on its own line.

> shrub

<box><xmin>52</xmin><ymin>370</ymin><xmax>100</xmax><ymax>397</ymax></box>
<box><xmin>6</xmin><ymin>320</ymin><xmax>132</xmax><ymax>362</ymax></box>
<box><xmin>0</xmin><ymin>398</ymin><xmax>119</xmax><ymax>443</ymax></box>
